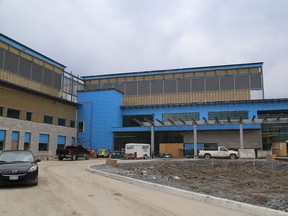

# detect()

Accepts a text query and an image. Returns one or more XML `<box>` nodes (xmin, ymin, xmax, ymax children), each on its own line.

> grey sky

<box><xmin>1</xmin><ymin>0</ymin><xmax>287</xmax><ymax>99</ymax></box>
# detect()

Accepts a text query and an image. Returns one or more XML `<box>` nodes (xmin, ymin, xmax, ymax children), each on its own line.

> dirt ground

<box><xmin>97</xmin><ymin>159</ymin><xmax>288</xmax><ymax>212</ymax></box>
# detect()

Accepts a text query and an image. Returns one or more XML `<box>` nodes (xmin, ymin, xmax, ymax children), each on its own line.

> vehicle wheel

<box><xmin>58</xmin><ymin>157</ymin><xmax>63</xmax><ymax>161</ymax></box>
<box><xmin>71</xmin><ymin>154</ymin><xmax>76</xmax><ymax>161</ymax></box>
<box><xmin>32</xmin><ymin>179</ymin><xmax>38</xmax><ymax>186</ymax></box>
<box><xmin>204</xmin><ymin>154</ymin><xmax>211</xmax><ymax>160</ymax></box>
<box><xmin>230</xmin><ymin>154</ymin><xmax>236</xmax><ymax>160</ymax></box>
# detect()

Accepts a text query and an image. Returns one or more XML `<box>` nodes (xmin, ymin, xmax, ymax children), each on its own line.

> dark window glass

<box><xmin>0</xmin><ymin>48</ymin><xmax>5</xmax><ymax>68</ymax></box>
<box><xmin>88</xmin><ymin>84</ymin><xmax>101</xmax><ymax>91</ymax></box>
<box><xmin>102</xmin><ymin>83</ymin><xmax>113</xmax><ymax>90</ymax></box>
<box><xmin>4</xmin><ymin>51</ymin><xmax>18</xmax><ymax>74</ymax></box>
<box><xmin>151</xmin><ymin>80</ymin><xmax>163</xmax><ymax>94</ymax></box>
<box><xmin>164</xmin><ymin>80</ymin><xmax>176</xmax><ymax>94</ymax></box>
<box><xmin>235</xmin><ymin>75</ymin><xmax>249</xmax><ymax>89</ymax></box>
<box><xmin>178</xmin><ymin>78</ymin><xmax>190</xmax><ymax>93</ymax></box>
<box><xmin>53</xmin><ymin>72</ymin><xmax>62</xmax><ymax>90</ymax></box>
<box><xmin>70</xmin><ymin>120</ymin><xmax>75</xmax><ymax>128</ymax></box>
<box><xmin>0</xmin><ymin>106</ymin><xmax>3</xmax><ymax>116</ymax></box>
<box><xmin>38</xmin><ymin>134</ymin><xmax>49</xmax><ymax>151</ymax></box>
<box><xmin>125</xmin><ymin>82</ymin><xmax>137</xmax><ymax>95</ymax></box>
<box><xmin>43</xmin><ymin>68</ymin><xmax>54</xmax><ymax>87</ymax></box>
<box><xmin>191</xmin><ymin>77</ymin><xmax>205</xmax><ymax>92</ymax></box>
<box><xmin>113</xmin><ymin>83</ymin><xmax>125</xmax><ymax>93</ymax></box>
<box><xmin>7</xmin><ymin>108</ymin><xmax>20</xmax><ymax>119</ymax></box>
<box><xmin>206</xmin><ymin>77</ymin><xmax>219</xmax><ymax>91</ymax></box>
<box><xmin>250</xmin><ymin>73</ymin><xmax>262</xmax><ymax>89</ymax></box>
<box><xmin>208</xmin><ymin>111</ymin><xmax>249</xmax><ymax>120</ymax></box>
<box><xmin>44</xmin><ymin>115</ymin><xmax>53</xmax><ymax>124</ymax></box>
<box><xmin>123</xmin><ymin>115</ymin><xmax>154</xmax><ymax>127</ymax></box>
<box><xmin>78</xmin><ymin>121</ymin><xmax>84</xmax><ymax>132</ymax></box>
<box><xmin>58</xmin><ymin>118</ymin><xmax>66</xmax><ymax>126</ymax></box>
<box><xmin>220</xmin><ymin>76</ymin><xmax>234</xmax><ymax>90</ymax></box>
<box><xmin>0</xmin><ymin>141</ymin><xmax>4</xmax><ymax>150</ymax></box>
<box><xmin>32</xmin><ymin>63</ymin><xmax>43</xmax><ymax>83</ymax></box>
<box><xmin>26</xmin><ymin>112</ymin><xmax>32</xmax><ymax>121</ymax></box>
<box><xmin>138</xmin><ymin>81</ymin><xmax>150</xmax><ymax>95</ymax></box>
<box><xmin>0</xmin><ymin>130</ymin><xmax>5</xmax><ymax>150</ymax></box>
<box><xmin>163</xmin><ymin>113</ymin><xmax>199</xmax><ymax>121</ymax></box>
<box><xmin>19</xmin><ymin>57</ymin><xmax>32</xmax><ymax>78</ymax></box>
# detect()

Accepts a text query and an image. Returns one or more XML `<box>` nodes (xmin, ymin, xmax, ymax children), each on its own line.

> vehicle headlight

<box><xmin>28</xmin><ymin>165</ymin><xmax>38</xmax><ymax>172</ymax></box>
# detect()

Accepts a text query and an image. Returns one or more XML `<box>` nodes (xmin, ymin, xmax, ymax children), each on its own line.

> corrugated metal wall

<box><xmin>123</xmin><ymin>90</ymin><xmax>250</xmax><ymax>106</ymax></box>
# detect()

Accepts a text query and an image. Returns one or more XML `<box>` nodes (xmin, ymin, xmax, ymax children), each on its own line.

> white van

<box><xmin>125</xmin><ymin>143</ymin><xmax>150</xmax><ymax>159</ymax></box>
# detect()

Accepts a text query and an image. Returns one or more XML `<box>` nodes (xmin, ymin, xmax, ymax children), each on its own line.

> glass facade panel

<box><xmin>123</xmin><ymin>115</ymin><xmax>154</xmax><ymax>127</ymax></box>
<box><xmin>32</xmin><ymin>63</ymin><xmax>43</xmax><ymax>83</ymax></box>
<box><xmin>235</xmin><ymin>75</ymin><xmax>249</xmax><ymax>89</ymax></box>
<box><xmin>43</xmin><ymin>68</ymin><xmax>54</xmax><ymax>86</ymax></box>
<box><xmin>164</xmin><ymin>79</ymin><xmax>176</xmax><ymax>93</ymax></box>
<box><xmin>206</xmin><ymin>77</ymin><xmax>219</xmax><ymax>91</ymax></box>
<box><xmin>138</xmin><ymin>81</ymin><xmax>150</xmax><ymax>95</ymax></box>
<box><xmin>19</xmin><ymin>57</ymin><xmax>32</xmax><ymax>78</ymax></box>
<box><xmin>102</xmin><ymin>83</ymin><xmax>113</xmax><ymax>90</ymax></box>
<box><xmin>220</xmin><ymin>75</ymin><xmax>234</xmax><ymax>90</ymax></box>
<box><xmin>113</xmin><ymin>83</ymin><xmax>125</xmax><ymax>93</ymax></box>
<box><xmin>151</xmin><ymin>80</ymin><xmax>163</xmax><ymax>94</ymax></box>
<box><xmin>250</xmin><ymin>73</ymin><xmax>262</xmax><ymax>89</ymax></box>
<box><xmin>0</xmin><ymin>48</ymin><xmax>4</xmax><ymax>68</ymax></box>
<box><xmin>178</xmin><ymin>78</ymin><xmax>190</xmax><ymax>93</ymax></box>
<box><xmin>4</xmin><ymin>51</ymin><xmax>18</xmax><ymax>74</ymax></box>
<box><xmin>191</xmin><ymin>77</ymin><xmax>204</xmax><ymax>92</ymax></box>
<box><xmin>208</xmin><ymin>111</ymin><xmax>249</xmax><ymax>120</ymax></box>
<box><xmin>126</xmin><ymin>82</ymin><xmax>137</xmax><ymax>95</ymax></box>
<box><xmin>163</xmin><ymin>112</ymin><xmax>199</xmax><ymax>121</ymax></box>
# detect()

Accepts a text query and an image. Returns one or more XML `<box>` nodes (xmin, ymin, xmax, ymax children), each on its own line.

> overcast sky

<box><xmin>1</xmin><ymin>0</ymin><xmax>288</xmax><ymax>99</ymax></box>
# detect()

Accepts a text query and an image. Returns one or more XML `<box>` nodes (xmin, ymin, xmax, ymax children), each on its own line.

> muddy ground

<box><xmin>95</xmin><ymin>159</ymin><xmax>288</xmax><ymax>212</ymax></box>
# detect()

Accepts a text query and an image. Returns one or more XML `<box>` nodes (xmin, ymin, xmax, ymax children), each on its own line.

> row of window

<box><xmin>0</xmin><ymin>130</ymin><xmax>75</xmax><ymax>151</ymax></box>
<box><xmin>0</xmin><ymin>106</ymin><xmax>75</xmax><ymax>128</ymax></box>
<box><xmin>87</xmin><ymin>73</ymin><xmax>262</xmax><ymax>96</ymax></box>
<box><xmin>122</xmin><ymin>111</ymin><xmax>250</xmax><ymax>127</ymax></box>
<box><xmin>0</xmin><ymin>48</ymin><xmax>62</xmax><ymax>90</ymax></box>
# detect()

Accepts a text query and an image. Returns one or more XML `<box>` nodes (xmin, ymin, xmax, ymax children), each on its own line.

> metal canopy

<box><xmin>133</xmin><ymin>116</ymin><xmax>288</xmax><ymax>158</ymax></box>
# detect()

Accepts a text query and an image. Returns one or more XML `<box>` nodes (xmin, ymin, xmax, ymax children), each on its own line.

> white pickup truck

<box><xmin>198</xmin><ymin>146</ymin><xmax>239</xmax><ymax>160</ymax></box>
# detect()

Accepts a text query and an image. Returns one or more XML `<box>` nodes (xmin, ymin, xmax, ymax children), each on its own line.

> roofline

<box><xmin>0</xmin><ymin>33</ymin><xmax>66</xmax><ymax>70</ymax></box>
<box><xmin>82</xmin><ymin>62</ymin><xmax>263</xmax><ymax>81</ymax></box>
<box><xmin>121</xmin><ymin>98</ymin><xmax>288</xmax><ymax>109</ymax></box>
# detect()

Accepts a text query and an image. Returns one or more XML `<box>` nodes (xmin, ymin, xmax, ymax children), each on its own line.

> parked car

<box><xmin>56</xmin><ymin>145</ymin><xmax>90</xmax><ymax>161</ymax></box>
<box><xmin>158</xmin><ymin>153</ymin><xmax>173</xmax><ymax>158</ymax></box>
<box><xmin>109</xmin><ymin>151</ymin><xmax>125</xmax><ymax>159</ymax></box>
<box><xmin>198</xmin><ymin>146</ymin><xmax>239</xmax><ymax>160</ymax></box>
<box><xmin>0</xmin><ymin>150</ymin><xmax>41</xmax><ymax>186</ymax></box>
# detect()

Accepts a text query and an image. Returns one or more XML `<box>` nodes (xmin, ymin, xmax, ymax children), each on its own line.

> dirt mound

<box><xmin>95</xmin><ymin>159</ymin><xmax>288</xmax><ymax>212</ymax></box>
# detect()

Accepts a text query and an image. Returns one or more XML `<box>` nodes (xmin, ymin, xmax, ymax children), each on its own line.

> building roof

<box><xmin>0</xmin><ymin>33</ymin><xmax>66</xmax><ymax>70</ymax></box>
<box><xmin>82</xmin><ymin>62</ymin><xmax>263</xmax><ymax>81</ymax></box>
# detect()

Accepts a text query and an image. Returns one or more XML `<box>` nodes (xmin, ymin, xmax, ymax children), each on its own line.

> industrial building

<box><xmin>1</xmin><ymin>33</ymin><xmax>288</xmax><ymax>158</ymax></box>
<box><xmin>0</xmin><ymin>33</ymin><xmax>83</xmax><ymax>159</ymax></box>
<box><xmin>79</xmin><ymin>63</ymin><xmax>288</xmax><ymax>157</ymax></box>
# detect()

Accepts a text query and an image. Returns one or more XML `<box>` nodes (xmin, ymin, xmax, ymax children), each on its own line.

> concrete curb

<box><xmin>87</xmin><ymin>165</ymin><xmax>288</xmax><ymax>216</ymax></box>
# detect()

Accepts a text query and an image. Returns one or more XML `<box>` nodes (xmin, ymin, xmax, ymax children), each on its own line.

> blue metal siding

<box><xmin>78</xmin><ymin>90</ymin><xmax>123</xmax><ymax>151</ymax></box>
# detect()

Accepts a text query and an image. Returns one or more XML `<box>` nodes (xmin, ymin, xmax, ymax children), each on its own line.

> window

<box><xmin>39</xmin><ymin>134</ymin><xmax>49</xmax><ymax>151</ymax></box>
<box><xmin>26</xmin><ymin>112</ymin><xmax>32</xmax><ymax>121</ymax></box>
<box><xmin>57</xmin><ymin>135</ymin><xmax>66</xmax><ymax>150</ymax></box>
<box><xmin>208</xmin><ymin>111</ymin><xmax>249</xmax><ymax>120</ymax></box>
<box><xmin>58</xmin><ymin>118</ymin><xmax>66</xmax><ymax>126</ymax></box>
<box><xmin>122</xmin><ymin>115</ymin><xmax>154</xmax><ymax>127</ymax></box>
<box><xmin>44</xmin><ymin>115</ymin><xmax>53</xmax><ymax>124</ymax></box>
<box><xmin>163</xmin><ymin>113</ymin><xmax>200</xmax><ymax>122</ymax></box>
<box><xmin>24</xmin><ymin>132</ymin><xmax>31</xmax><ymax>150</ymax></box>
<box><xmin>0</xmin><ymin>130</ymin><xmax>6</xmax><ymax>150</ymax></box>
<box><xmin>0</xmin><ymin>106</ymin><xmax>3</xmax><ymax>116</ymax></box>
<box><xmin>71</xmin><ymin>137</ymin><xmax>75</xmax><ymax>145</ymax></box>
<box><xmin>7</xmin><ymin>108</ymin><xmax>20</xmax><ymax>119</ymax></box>
<box><xmin>78</xmin><ymin>121</ymin><xmax>84</xmax><ymax>132</ymax></box>
<box><xmin>70</xmin><ymin>120</ymin><xmax>75</xmax><ymax>128</ymax></box>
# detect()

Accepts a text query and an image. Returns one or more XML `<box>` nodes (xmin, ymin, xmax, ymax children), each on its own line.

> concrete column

<box><xmin>151</xmin><ymin>125</ymin><xmax>155</xmax><ymax>158</ymax></box>
<box><xmin>240</xmin><ymin>123</ymin><xmax>244</xmax><ymax>149</ymax></box>
<box><xmin>193</xmin><ymin>124</ymin><xmax>198</xmax><ymax>158</ymax></box>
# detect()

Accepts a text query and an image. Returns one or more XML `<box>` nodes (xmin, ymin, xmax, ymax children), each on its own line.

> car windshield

<box><xmin>0</xmin><ymin>151</ymin><xmax>34</xmax><ymax>162</ymax></box>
